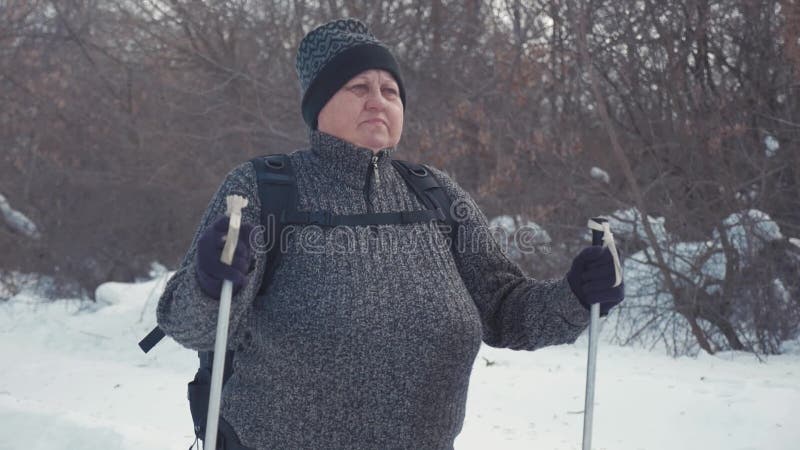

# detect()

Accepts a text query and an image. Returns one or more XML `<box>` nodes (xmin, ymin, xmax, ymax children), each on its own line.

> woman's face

<box><xmin>317</xmin><ymin>69</ymin><xmax>404</xmax><ymax>152</ymax></box>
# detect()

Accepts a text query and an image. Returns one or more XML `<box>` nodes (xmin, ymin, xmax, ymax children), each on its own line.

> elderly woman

<box><xmin>157</xmin><ymin>18</ymin><xmax>623</xmax><ymax>450</ymax></box>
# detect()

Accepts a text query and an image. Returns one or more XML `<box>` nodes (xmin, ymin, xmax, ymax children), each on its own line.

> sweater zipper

<box><xmin>372</xmin><ymin>154</ymin><xmax>380</xmax><ymax>186</ymax></box>
<box><xmin>363</xmin><ymin>153</ymin><xmax>381</xmax><ymax>213</ymax></box>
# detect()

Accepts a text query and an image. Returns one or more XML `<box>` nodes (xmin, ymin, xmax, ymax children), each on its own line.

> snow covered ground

<box><xmin>1</xmin><ymin>275</ymin><xmax>798</xmax><ymax>450</ymax></box>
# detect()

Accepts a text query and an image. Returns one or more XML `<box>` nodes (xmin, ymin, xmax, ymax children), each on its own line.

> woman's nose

<box><xmin>364</xmin><ymin>87</ymin><xmax>386</xmax><ymax>110</ymax></box>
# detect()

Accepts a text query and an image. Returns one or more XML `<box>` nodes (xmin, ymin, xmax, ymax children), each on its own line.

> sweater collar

<box><xmin>309</xmin><ymin>130</ymin><xmax>397</xmax><ymax>189</ymax></box>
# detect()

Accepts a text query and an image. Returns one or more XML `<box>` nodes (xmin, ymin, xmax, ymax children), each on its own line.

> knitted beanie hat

<box><xmin>295</xmin><ymin>18</ymin><xmax>406</xmax><ymax>129</ymax></box>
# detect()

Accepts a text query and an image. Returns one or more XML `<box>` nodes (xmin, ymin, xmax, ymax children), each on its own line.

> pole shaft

<box><xmin>204</xmin><ymin>279</ymin><xmax>234</xmax><ymax>449</ymax></box>
<box><xmin>582</xmin><ymin>302</ymin><xmax>600</xmax><ymax>450</ymax></box>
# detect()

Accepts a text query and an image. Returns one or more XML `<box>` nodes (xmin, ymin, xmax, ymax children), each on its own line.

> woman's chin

<box><xmin>355</xmin><ymin>134</ymin><xmax>392</xmax><ymax>151</ymax></box>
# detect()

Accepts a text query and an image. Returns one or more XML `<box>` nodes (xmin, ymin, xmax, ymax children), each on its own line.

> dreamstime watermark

<box><xmin>241</xmin><ymin>200</ymin><xmax>552</xmax><ymax>257</ymax></box>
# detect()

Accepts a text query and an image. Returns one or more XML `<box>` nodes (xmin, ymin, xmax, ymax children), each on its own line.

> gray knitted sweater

<box><xmin>157</xmin><ymin>130</ymin><xmax>591</xmax><ymax>449</ymax></box>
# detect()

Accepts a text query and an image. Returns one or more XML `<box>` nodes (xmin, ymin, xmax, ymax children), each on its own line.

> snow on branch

<box><xmin>0</xmin><ymin>193</ymin><xmax>41</xmax><ymax>240</ymax></box>
<box><xmin>590</xmin><ymin>166</ymin><xmax>610</xmax><ymax>183</ymax></box>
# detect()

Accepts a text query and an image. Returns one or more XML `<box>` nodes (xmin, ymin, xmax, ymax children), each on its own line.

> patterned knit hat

<box><xmin>295</xmin><ymin>18</ymin><xmax>406</xmax><ymax>129</ymax></box>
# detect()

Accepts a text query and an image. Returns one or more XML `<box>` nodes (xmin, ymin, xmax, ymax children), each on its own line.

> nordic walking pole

<box><xmin>205</xmin><ymin>195</ymin><xmax>249</xmax><ymax>450</ymax></box>
<box><xmin>582</xmin><ymin>217</ymin><xmax>622</xmax><ymax>450</ymax></box>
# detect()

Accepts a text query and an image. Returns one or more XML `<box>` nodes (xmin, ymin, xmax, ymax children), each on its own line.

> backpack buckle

<box><xmin>410</xmin><ymin>166</ymin><xmax>428</xmax><ymax>177</ymax></box>
<box><xmin>265</xmin><ymin>155</ymin><xmax>285</xmax><ymax>169</ymax></box>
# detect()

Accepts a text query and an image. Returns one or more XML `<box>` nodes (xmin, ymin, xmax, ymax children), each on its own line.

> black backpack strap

<box><xmin>280</xmin><ymin>209</ymin><xmax>446</xmax><ymax>227</ymax></box>
<box><xmin>391</xmin><ymin>159</ymin><xmax>458</xmax><ymax>249</ymax></box>
<box><xmin>250</xmin><ymin>154</ymin><xmax>296</xmax><ymax>306</ymax></box>
<box><xmin>139</xmin><ymin>154</ymin><xmax>296</xmax><ymax>351</ymax></box>
<box><xmin>138</xmin><ymin>325</ymin><xmax>165</xmax><ymax>353</ymax></box>
<box><xmin>188</xmin><ymin>350</ymin><xmax>236</xmax><ymax>440</ymax></box>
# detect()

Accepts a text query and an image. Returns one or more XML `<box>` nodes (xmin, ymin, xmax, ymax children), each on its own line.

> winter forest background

<box><xmin>0</xmin><ymin>0</ymin><xmax>799</xmax><ymax>360</ymax></box>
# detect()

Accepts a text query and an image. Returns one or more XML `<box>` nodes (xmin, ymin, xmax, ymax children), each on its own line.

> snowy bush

<box><xmin>486</xmin><ymin>215</ymin><xmax>559</xmax><ymax>275</ymax></box>
<box><xmin>606</xmin><ymin>208</ymin><xmax>799</xmax><ymax>356</ymax></box>
<box><xmin>488</xmin><ymin>215</ymin><xmax>552</xmax><ymax>258</ymax></box>
<box><xmin>711</xmin><ymin>209</ymin><xmax>783</xmax><ymax>264</ymax></box>
<box><xmin>0</xmin><ymin>270</ymin><xmax>87</xmax><ymax>302</ymax></box>
<box><xmin>607</xmin><ymin>208</ymin><xmax>670</xmax><ymax>248</ymax></box>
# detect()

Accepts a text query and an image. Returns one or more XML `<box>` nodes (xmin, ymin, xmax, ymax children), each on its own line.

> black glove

<box><xmin>195</xmin><ymin>216</ymin><xmax>254</xmax><ymax>299</ymax></box>
<box><xmin>566</xmin><ymin>246</ymin><xmax>625</xmax><ymax>316</ymax></box>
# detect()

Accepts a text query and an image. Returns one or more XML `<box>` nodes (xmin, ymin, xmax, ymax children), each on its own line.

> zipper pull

<box><xmin>372</xmin><ymin>154</ymin><xmax>380</xmax><ymax>186</ymax></box>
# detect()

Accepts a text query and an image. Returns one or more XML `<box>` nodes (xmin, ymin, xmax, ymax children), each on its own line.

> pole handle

<box><xmin>587</xmin><ymin>217</ymin><xmax>622</xmax><ymax>287</ymax></box>
<box><xmin>590</xmin><ymin>219</ymin><xmax>606</xmax><ymax>247</ymax></box>
<box><xmin>220</xmin><ymin>195</ymin><xmax>249</xmax><ymax>265</ymax></box>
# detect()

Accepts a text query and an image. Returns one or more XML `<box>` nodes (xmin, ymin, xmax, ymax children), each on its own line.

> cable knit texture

<box><xmin>157</xmin><ymin>130</ymin><xmax>592</xmax><ymax>449</ymax></box>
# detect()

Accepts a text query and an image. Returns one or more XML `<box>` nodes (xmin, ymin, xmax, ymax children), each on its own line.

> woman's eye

<box><xmin>349</xmin><ymin>84</ymin><xmax>368</xmax><ymax>94</ymax></box>
<box><xmin>382</xmin><ymin>87</ymin><xmax>398</xmax><ymax>97</ymax></box>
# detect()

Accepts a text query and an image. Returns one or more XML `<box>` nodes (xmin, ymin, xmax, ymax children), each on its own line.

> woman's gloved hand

<box><xmin>195</xmin><ymin>216</ymin><xmax>254</xmax><ymax>299</ymax></box>
<box><xmin>566</xmin><ymin>246</ymin><xmax>625</xmax><ymax>316</ymax></box>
